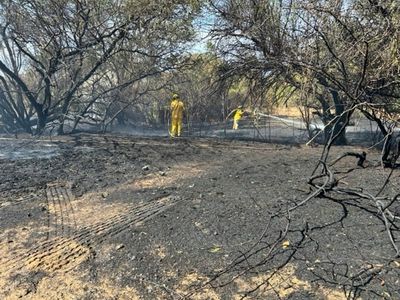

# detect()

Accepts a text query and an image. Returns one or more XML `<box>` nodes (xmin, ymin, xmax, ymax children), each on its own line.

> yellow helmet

<box><xmin>172</xmin><ymin>93</ymin><xmax>179</xmax><ymax>99</ymax></box>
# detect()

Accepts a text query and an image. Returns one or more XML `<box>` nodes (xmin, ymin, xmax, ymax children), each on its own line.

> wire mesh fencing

<box><xmin>185</xmin><ymin>115</ymin><xmax>384</xmax><ymax>147</ymax></box>
<box><xmin>106</xmin><ymin>114</ymin><xmax>385</xmax><ymax>148</ymax></box>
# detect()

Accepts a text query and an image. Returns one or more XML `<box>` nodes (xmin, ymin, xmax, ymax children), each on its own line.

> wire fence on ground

<box><xmin>169</xmin><ymin>115</ymin><xmax>384</xmax><ymax>147</ymax></box>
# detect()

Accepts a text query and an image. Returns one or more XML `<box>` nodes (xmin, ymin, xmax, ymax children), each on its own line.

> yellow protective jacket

<box><xmin>233</xmin><ymin>108</ymin><xmax>244</xmax><ymax>121</ymax></box>
<box><xmin>170</xmin><ymin>99</ymin><xmax>184</xmax><ymax>120</ymax></box>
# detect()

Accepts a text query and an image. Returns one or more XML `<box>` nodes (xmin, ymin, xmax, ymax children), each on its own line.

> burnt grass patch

<box><xmin>1</xmin><ymin>134</ymin><xmax>400</xmax><ymax>299</ymax></box>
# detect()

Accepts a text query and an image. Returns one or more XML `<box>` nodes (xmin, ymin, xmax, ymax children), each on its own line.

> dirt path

<box><xmin>1</xmin><ymin>135</ymin><xmax>399</xmax><ymax>299</ymax></box>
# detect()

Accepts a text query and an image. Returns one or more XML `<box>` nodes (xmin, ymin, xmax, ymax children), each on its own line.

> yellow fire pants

<box><xmin>233</xmin><ymin>119</ymin><xmax>240</xmax><ymax>130</ymax></box>
<box><xmin>171</xmin><ymin>116</ymin><xmax>182</xmax><ymax>136</ymax></box>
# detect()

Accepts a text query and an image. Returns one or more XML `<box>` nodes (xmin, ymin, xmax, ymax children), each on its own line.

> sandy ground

<box><xmin>1</xmin><ymin>134</ymin><xmax>400</xmax><ymax>299</ymax></box>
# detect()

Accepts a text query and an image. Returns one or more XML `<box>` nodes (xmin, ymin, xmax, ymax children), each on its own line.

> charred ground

<box><xmin>1</xmin><ymin>134</ymin><xmax>399</xmax><ymax>299</ymax></box>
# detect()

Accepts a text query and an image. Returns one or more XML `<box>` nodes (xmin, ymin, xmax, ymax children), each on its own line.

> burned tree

<box><xmin>201</xmin><ymin>0</ymin><xmax>400</xmax><ymax>298</ymax></box>
<box><xmin>208</xmin><ymin>0</ymin><xmax>400</xmax><ymax>148</ymax></box>
<box><xmin>0</xmin><ymin>0</ymin><xmax>200</xmax><ymax>134</ymax></box>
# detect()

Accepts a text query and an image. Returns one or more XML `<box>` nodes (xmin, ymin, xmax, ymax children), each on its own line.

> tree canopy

<box><xmin>0</xmin><ymin>0</ymin><xmax>201</xmax><ymax>134</ymax></box>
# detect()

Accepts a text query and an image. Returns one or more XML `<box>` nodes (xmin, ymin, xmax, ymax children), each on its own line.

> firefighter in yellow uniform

<box><xmin>233</xmin><ymin>105</ymin><xmax>244</xmax><ymax>130</ymax></box>
<box><xmin>170</xmin><ymin>94</ymin><xmax>184</xmax><ymax>137</ymax></box>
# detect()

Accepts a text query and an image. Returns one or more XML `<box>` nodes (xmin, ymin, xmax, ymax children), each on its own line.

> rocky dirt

<box><xmin>1</xmin><ymin>134</ymin><xmax>400</xmax><ymax>299</ymax></box>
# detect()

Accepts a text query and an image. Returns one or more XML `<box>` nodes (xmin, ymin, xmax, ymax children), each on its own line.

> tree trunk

<box><xmin>35</xmin><ymin>105</ymin><xmax>47</xmax><ymax>135</ymax></box>
<box><xmin>57</xmin><ymin>121</ymin><xmax>65</xmax><ymax>135</ymax></box>
<box><xmin>330</xmin><ymin>89</ymin><xmax>347</xmax><ymax>145</ymax></box>
<box><xmin>315</xmin><ymin>77</ymin><xmax>348</xmax><ymax>145</ymax></box>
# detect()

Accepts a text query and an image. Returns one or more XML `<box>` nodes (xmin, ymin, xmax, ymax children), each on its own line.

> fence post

<box><xmin>292</xmin><ymin>118</ymin><xmax>295</xmax><ymax>142</ymax></box>
<box><xmin>264</xmin><ymin>117</ymin><xmax>267</xmax><ymax>142</ymax></box>
<box><xmin>268</xmin><ymin>117</ymin><xmax>271</xmax><ymax>142</ymax></box>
